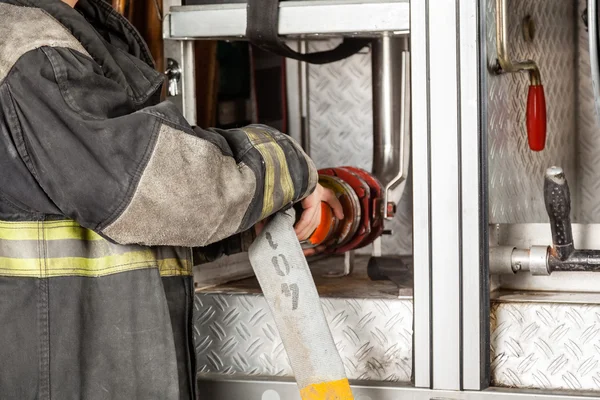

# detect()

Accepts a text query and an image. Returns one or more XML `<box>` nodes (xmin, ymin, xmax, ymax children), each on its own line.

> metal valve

<box><xmin>165</xmin><ymin>58</ymin><xmax>182</xmax><ymax>97</ymax></box>
<box><xmin>491</xmin><ymin>167</ymin><xmax>600</xmax><ymax>275</ymax></box>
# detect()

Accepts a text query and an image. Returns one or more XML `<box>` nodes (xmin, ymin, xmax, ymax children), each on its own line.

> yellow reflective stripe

<box><xmin>244</xmin><ymin>128</ymin><xmax>295</xmax><ymax>219</ymax></box>
<box><xmin>0</xmin><ymin>255</ymin><xmax>192</xmax><ymax>278</ymax></box>
<box><xmin>0</xmin><ymin>250</ymin><xmax>154</xmax><ymax>278</ymax></box>
<box><xmin>299</xmin><ymin>379</ymin><xmax>354</xmax><ymax>400</ymax></box>
<box><xmin>0</xmin><ymin>220</ymin><xmax>193</xmax><ymax>278</ymax></box>
<box><xmin>158</xmin><ymin>258</ymin><xmax>193</xmax><ymax>277</ymax></box>
<box><xmin>246</xmin><ymin>129</ymin><xmax>276</xmax><ymax>218</ymax></box>
<box><xmin>0</xmin><ymin>220</ymin><xmax>104</xmax><ymax>241</ymax></box>
<box><xmin>266</xmin><ymin>129</ymin><xmax>295</xmax><ymax>207</ymax></box>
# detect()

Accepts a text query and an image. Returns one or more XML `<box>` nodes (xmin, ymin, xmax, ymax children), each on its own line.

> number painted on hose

<box><xmin>265</xmin><ymin>232</ymin><xmax>301</xmax><ymax>311</ymax></box>
<box><xmin>271</xmin><ymin>254</ymin><xmax>290</xmax><ymax>276</ymax></box>
<box><xmin>281</xmin><ymin>283</ymin><xmax>299</xmax><ymax>310</ymax></box>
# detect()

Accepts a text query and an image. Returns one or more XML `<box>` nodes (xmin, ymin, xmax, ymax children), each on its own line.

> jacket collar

<box><xmin>6</xmin><ymin>0</ymin><xmax>164</xmax><ymax>104</ymax></box>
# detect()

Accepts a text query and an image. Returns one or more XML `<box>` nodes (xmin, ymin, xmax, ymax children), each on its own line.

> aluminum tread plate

<box><xmin>194</xmin><ymin>287</ymin><xmax>600</xmax><ymax>393</ymax></box>
<box><xmin>577</xmin><ymin>0</ymin><xmax>600</xmax><ymax>224</ymax></box>
<box><xmin>486</xmin><ymin>0</ymin><xmax>577</xmax><ymax>224</ymax></box>
<box><xmin>194</xmin><ymin>292</ymin><xmax>414</xmax><ymax>382</ymax></box>
<box><xmin>491</xmin><ymin>300</ymin><xmax>600</xmax><ymax>391</ymax></box>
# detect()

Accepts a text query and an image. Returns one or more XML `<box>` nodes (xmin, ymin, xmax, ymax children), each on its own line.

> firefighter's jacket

<box><xmin>0</xmin><ymin>0</ymin><xmax>318</xmax><ymax>399</ymax></box>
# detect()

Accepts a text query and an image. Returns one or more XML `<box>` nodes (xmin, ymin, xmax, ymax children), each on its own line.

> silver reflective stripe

<box><xmin>0</xmin><ymin>239</ymin><xmax>145</xmax><ymax>259</ymax></box>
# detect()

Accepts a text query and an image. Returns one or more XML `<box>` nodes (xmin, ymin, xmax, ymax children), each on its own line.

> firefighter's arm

<box><xmin>6</xmin><ymin>46</ymin><xmax>317</xmax><ymax>247</ymax></box>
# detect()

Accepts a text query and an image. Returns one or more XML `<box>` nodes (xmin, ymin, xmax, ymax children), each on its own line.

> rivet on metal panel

<box><xmin>522</xmin><ymin>15</ymin><xmax>535</xmax><ymax>42</ymax></box>
<box><xmin>262</xmin><ymin>390</ymin><xmax>281</xmax><ymax>400</ymax></box>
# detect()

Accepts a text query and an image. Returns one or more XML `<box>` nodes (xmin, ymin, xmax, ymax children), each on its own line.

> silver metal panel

<box><xmin>429</xmin><ymin>0</ymin><xmax>461</xmax><ymax>390</ymax></box>
<box><xmin>305</xmin><ymin>40</ymin><xmax>413</xmax><ymax>256</ymax></box>
<box><xmin>486</xmin><ymin>0</ymin><xmax>577</xmax><ymax>224</ymax></box>
<box><xmin>194</xmin><ymin>293</ymin><xmax>413</xmax><ymax>382</ymax></box>
<box><xmin>410</xmin><ymin>0</ymin><xmax>431</xmax><ymax>388</ymax></box>
<box><xmin>491</xmin><ymin>298</ymin><xmax>600</xmax><ymax>392</ymax></box>
<box><xmin>167</xmin><ymin>0</ymin><xmax>409</xmax><ymax>39</ymax></box>
<box><xmin>197</xmin><ymin>379</ymin><xmax>600</xmax><ymax>399</ymax></box>
<box><xmin>577</xmin><ymin>0</ymin><xmax>600</xmax><ymax>224</ymax></box>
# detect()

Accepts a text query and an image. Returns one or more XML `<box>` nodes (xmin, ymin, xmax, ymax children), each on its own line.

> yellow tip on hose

<box><xmin>300</xmin><ymin>379</ymin><xmax>354</xmax><ymax>400</ymax></box>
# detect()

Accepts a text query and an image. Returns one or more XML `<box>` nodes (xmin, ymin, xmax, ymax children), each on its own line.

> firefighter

<box><xmin>0</xmin><ymin>0</ymin><xmax>343</xmax><ymax>398</ymax></box>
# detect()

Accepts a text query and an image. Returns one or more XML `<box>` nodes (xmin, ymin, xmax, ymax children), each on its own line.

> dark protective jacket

<box><xmin>0</xmin><ymin>0</ymin><xmax>317</xmax><ymax>399</ymax></box>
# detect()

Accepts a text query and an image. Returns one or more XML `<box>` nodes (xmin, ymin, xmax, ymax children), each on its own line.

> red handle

<box><xmin>526</xmin><ymin>84</ymin><xmax>547</xmax><ymax>151</ymax></box>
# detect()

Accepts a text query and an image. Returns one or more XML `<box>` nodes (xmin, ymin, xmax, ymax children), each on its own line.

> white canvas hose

<box><xmin>248</xmin><ymin>209</ymin><xmax>354</xmax><ymax>400</ymax></box>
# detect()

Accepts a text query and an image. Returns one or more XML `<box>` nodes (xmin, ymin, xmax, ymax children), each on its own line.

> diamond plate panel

<box><xmin>487</xmin><ymin>0</ymin><xmax>577</xmax><ymax>223</ymax></box>
<box><xmin>194</xmin><ymin>293</ymin><xmax>413</xmax><ymax>382</ymax></box>
<box><xmin>491</xmin><ymin>300</ymin><xmax>600</xmax><ymax>391</ymax></box>
<box><xmin>306</xmin><ymin>40</ymin><xmax>412</xmax><ymax>255</ymax></box>
<box><xmin>577</xmin><ymin>0</ymin><xmax>600</xmax><ymax>223</ymax></box>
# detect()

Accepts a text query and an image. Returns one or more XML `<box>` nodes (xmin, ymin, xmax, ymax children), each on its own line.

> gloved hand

<box><xmin>295</xmin><ymin>183</ymin><xmax>344</xmax><ymax>256</ymax></box>
<box><xmin>254</xmin><ymin>183</ymin><xmax>344</xmax><ymax>257</ymax></box>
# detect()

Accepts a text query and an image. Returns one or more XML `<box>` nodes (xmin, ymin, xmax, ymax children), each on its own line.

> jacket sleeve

<box><xmin>4</xmin><ymin>46</ymin><xmax>317</xmax><ymax>247</ymax></box>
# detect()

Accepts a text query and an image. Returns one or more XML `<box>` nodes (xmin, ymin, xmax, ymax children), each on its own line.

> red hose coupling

<box><xmin>526</xmin><ymin>84</ymin><xmax>546</xmax><ymax>152</ymax></box>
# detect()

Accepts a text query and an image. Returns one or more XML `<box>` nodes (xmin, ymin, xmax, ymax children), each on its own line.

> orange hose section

<box><xmin>308</xmin><ymin>203</ymin><xmax>334</xmax><ymax>245</ymax></box>
<box><xmin>299</xmin><ymin>379</ymin><xmax>354</xmax><ymax>400</ymax></box>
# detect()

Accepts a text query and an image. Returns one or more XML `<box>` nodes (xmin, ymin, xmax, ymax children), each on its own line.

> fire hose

<box><xmin>249</xmin><ymin>209</ymin><xmax>353</xmax><ymax>400</ymax></box>
<box><xmin>246</xmin><ymin>167</ymin><xmax>385</xmax><ymax>399</ymax></box>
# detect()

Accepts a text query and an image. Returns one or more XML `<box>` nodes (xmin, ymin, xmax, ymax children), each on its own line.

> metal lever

<box><xmin>495</xmin><ymin>0</ymin><xmax>547</xmax><ymax>151</ymax></box>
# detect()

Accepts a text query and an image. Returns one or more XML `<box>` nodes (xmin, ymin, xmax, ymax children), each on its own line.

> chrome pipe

<box><xmin>372</xmin><ymin>34</ymin><xmax>410</xmax><ymax>219</ymax></box>
<box><xmin>299</xmin><ymin>40</ymin><xmax>311</xmax><ymax>156</ymax></box>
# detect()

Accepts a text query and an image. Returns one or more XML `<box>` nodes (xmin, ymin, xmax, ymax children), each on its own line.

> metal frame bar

<box><xmin>410</xmin><ymin>0</ymin><xmax>431</xmax><ymax>389</ymax></box>
<box><xmin>412</xmin><ymin>0</ymin><xmax>487</xmax><ymax>391</ymax></box>
<box><xmin>165</xmin><ymin>0</ymin><xmax>409</xmax><ymax>39</ymax></box>
<box><xmin>428</xmin><ymin>0</ymin><xmax>461</xmax><ymax>390</ymax></box>
<box><xmin>460</xmin><ymin>0</ymin><xmax>489</xmax><ymax>391</ymax></box>
<box><xmin>197</xmin><ymin>380</ymin><xmax>600</xmax><ymax>399</ymax></box>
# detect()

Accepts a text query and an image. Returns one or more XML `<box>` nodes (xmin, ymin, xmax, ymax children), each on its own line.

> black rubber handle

<box><xmin>544</xmin><ymin>166</ymin><xmax>574</xmax><ymax>260</ymax></box>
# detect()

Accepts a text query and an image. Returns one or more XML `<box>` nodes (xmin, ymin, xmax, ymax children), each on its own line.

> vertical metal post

<box><xmin>299</xmin><ymin>40</ymin><xmax>311</xmax><ymax>156</ymax></box>
<box><xmin>285</xmin><ymin>41</ymin><xmax>302</xmax><ymax>144</ymax></box>
<box><xmin>428</xmin><ymin>0</ymin><xmax>461</xmax><ymax>390</ymax></box>
<box><xmin>460</xmin><ymin>0</ymin><xmax>489</xmax><ymax>391</ymax></box>
<box><xmin>163</xmin><ymin>0</ymin><xmax>197</xmax><ymax>126</ymax></box>
<box><xmin>181</xmin><ymin>41</ymin><xmax>197</xmax><ymax>126</ymax></box>
<box><xmin>411</xmin><ymin>0</ymin><xmax>432</xmax><ymax>389</ymax></box>
<box><xmin>412</xmin><ymin>0</ymin><xmax>485</xmax><ymax>391</ymax></box>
